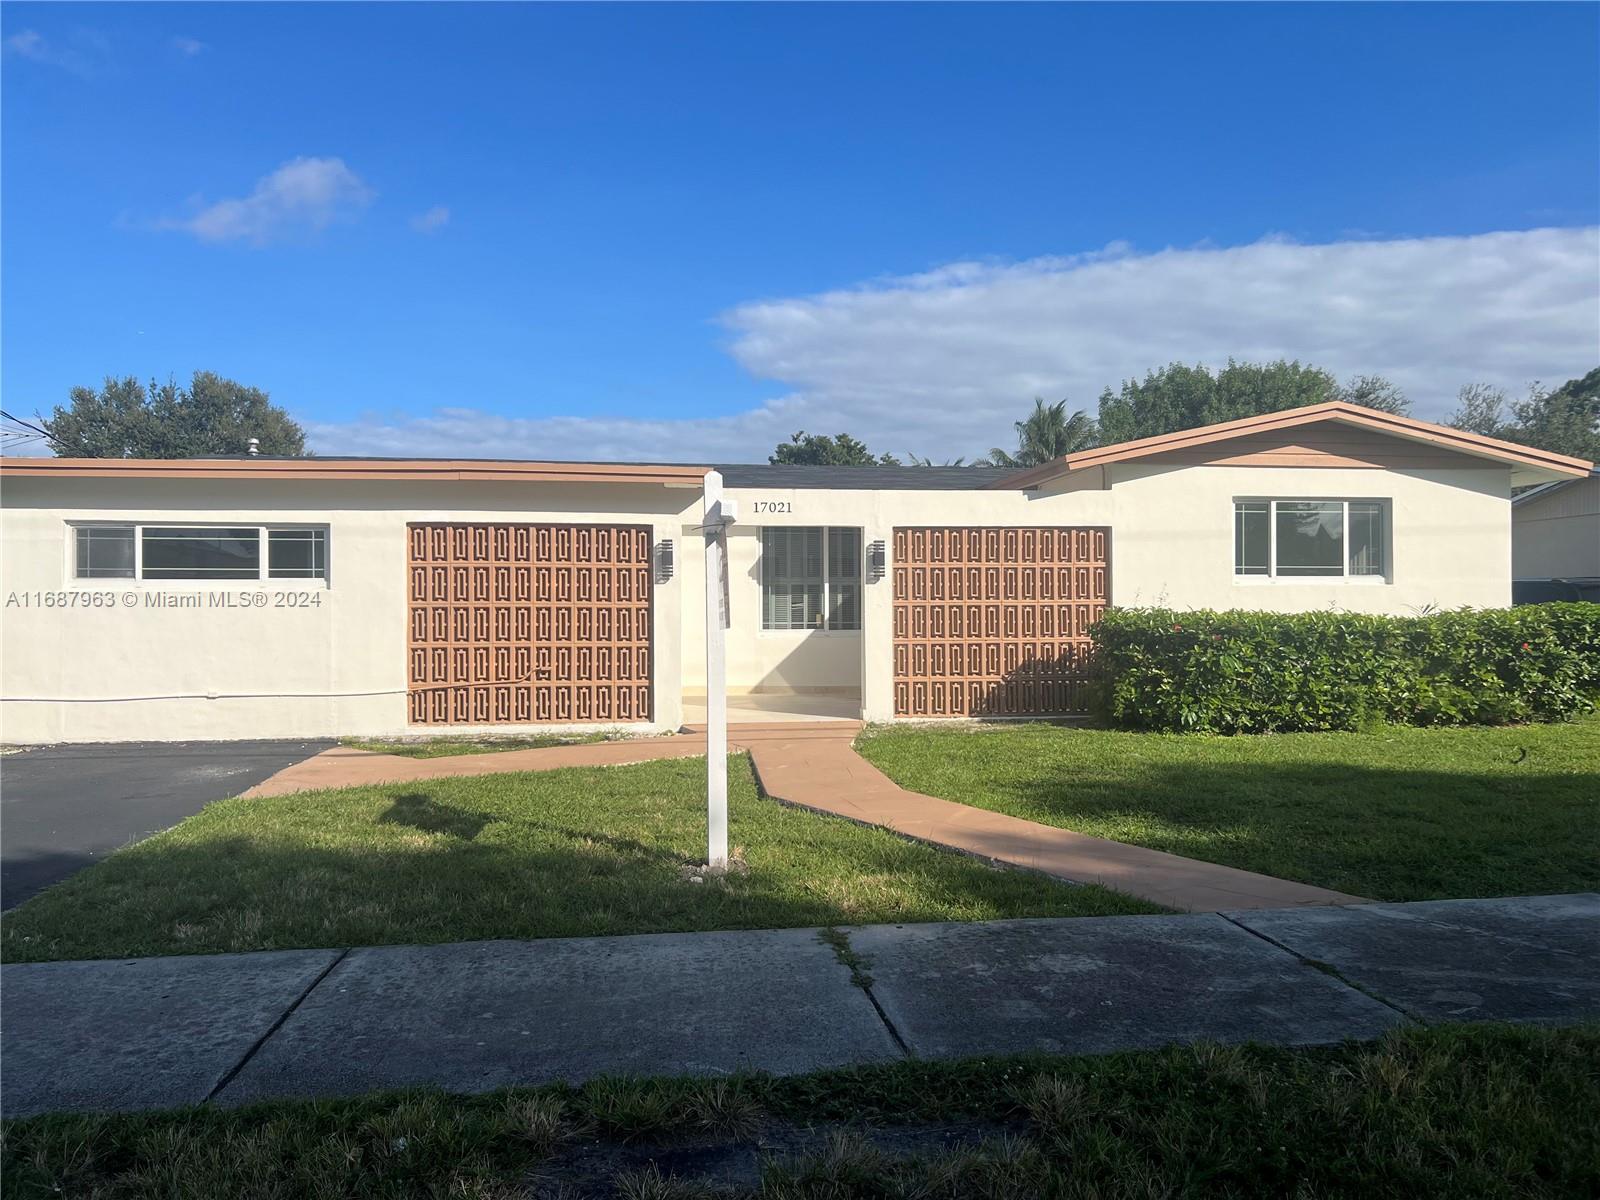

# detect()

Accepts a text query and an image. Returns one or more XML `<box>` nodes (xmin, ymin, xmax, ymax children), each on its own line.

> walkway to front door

<box><xmin>244</xmin><ymin>723</ymin><xmax>1362</xmax><ymax>913</ymax></box>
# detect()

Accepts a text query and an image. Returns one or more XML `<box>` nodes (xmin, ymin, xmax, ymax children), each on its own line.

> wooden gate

<box><xmin>406</xmin><ymin>523</ymin><xmax>653</xmax><ymax>725</ymax></box>
<box><xmin>892</xmin><ymin>527</ymin><xmax>1109</xmax><ymax>718</ymax></box>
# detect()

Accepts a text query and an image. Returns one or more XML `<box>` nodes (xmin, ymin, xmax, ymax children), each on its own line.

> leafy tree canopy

<box><xmin>982</xmin><ymin>398</ymin><xmax>1098</xmax><ymax>467</ymax></box>
<box><xmin>769</xmin><ymin>431</ymin><xmax>900</xmax><ymax>466</ymax></box>
<box><xmin>1331</xmin><ymin>373</ymin><xmax>1411</xmax><ymax>415</ymax></box>
<box><xmin>43</xmin><ymin>372</ymin><xmax>308</xmax><ymax>458</ymax></box>
<box><xmin>1096</xmin><ymin>359</ymin><xmax>1409</xmax><ymax>445</ymax></box>
<box><xmin>1448</xmin><ymin>382</ymin><xmax>1512</xmax><ymax>439</ymax></box>
<box><xmin>1448</xmin><ymin>368</ymin><xmax>1600</xmax><ymax>462</ymax></box>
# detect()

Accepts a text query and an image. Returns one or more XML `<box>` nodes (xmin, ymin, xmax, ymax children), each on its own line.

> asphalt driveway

<box><xmin>1</xmin><ymin>740</ymin><xmax>332</xmax><ymax>909</ymax></box>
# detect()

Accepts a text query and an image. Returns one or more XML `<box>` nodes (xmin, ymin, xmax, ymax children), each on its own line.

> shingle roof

<box><xmin>714</xmin><ymin>464</ymin><xmax>1016</xmax><ymax>490</ymax></box>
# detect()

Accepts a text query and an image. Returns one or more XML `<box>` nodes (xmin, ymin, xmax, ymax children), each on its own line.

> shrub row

<box><xmin>1089</xmin><ymin>603</ymin><xmax>1600</xmax><ymax>733</ymax></box>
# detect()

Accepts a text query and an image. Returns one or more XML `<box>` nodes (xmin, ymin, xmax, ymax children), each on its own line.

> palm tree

<box><xmin>982</xmin><ymin>398</ymin><xmax>1098</xmax><ymax>467</ymax></box>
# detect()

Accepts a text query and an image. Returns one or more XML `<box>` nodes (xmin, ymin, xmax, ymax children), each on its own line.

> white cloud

<box><xmin>5</xmin><ymin>29</ymin><xmax>48</xmax><ymax>57</ymax></box>
<box><xmin>4</xmin><ymin>27</ymin><xmax>109</xmax><ymax>76</ymax></box>
<box><xmin>305</xmin><ymin>227</ymin><xmax>1600</xmax><ymax>463</ymax></box>
<box><xmin>307</xmin><ymin>405</ymin><xmax>806</xmax><ymax>466</ymax></box>
<box><xmin>409</xmin><ymin>205</ymin><xmax>450</xmax><ymax>233</ymax></box>
<box><xmin>171</xmin><ymin>36</ymin><xmax>206</xmax><ymax>57</ymax></box>
<box><xmin>157</xmin><ymin>157</ymin><xmax>374</xmax><ymax>246</ymax></box>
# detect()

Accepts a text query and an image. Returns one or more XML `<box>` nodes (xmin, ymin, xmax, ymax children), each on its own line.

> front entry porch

<box><xmin>681</xmin><ymin>689</ymin><xmax>863</xmax><ymax>726</ymax></box>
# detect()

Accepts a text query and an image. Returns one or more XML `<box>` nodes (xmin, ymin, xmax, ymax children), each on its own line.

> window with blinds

<box><xmin>761</xmin><ymin>526</ymin><xmax>861</xmax><ymax>630</ymax></box>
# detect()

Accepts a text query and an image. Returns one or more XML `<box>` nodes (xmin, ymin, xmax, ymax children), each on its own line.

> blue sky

<box><xmin>4</xmin><ymin>2</ymin><xmax>1597</xmax><ymax>462</ymax></box>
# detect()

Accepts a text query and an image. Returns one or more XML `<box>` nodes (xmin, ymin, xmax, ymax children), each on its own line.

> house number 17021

<box><xmin>752</xmin><ymin>501</ymin><xmax>793</xmax><ymax>514</ymax></box>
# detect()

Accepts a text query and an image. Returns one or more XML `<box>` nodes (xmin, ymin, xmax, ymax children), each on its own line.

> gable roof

<box><xmin>988</xmin><ymin>402</ymin><xmax>1594</xmax><ymax>490</ymax></box>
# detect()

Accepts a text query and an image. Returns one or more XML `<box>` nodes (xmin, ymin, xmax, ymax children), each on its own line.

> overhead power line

<box><xmin>0</xmin><ymin>409</ymin><xmax>65</xmax><ymax>454</ymax></box>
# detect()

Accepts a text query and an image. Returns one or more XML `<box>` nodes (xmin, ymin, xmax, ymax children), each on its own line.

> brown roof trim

<box><xmin>0</xmin><ymin>458</ymin><xmax>712</xmax><ymax>486</ymax></box>
<box><xmin>988</xmin><ymin>401</ymin><xmax>1595</xmax><ymax>488</ymax></box>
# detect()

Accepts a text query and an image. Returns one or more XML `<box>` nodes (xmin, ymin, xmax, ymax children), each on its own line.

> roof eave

<box><xmin>0</xmin><ymin>458</ymin><xmax>712</xmax><ymax>486</ymax></box>
<box><xmin>984</xmin><ymin>402</ymin><xmax>1594</xmax><ymax>489</ymax></box>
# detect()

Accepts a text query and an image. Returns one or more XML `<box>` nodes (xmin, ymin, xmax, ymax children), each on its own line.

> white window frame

<box><xmin>759</xmin><ymin>525</ymin><xmax>862</xmax><ymax>633</ymax></box>
<box><xmin>1233</xmin><ymin>499</ymin><xmax>1389</xmax><ymax>584</ymax></box>
<box><xmin>66</xmin><ymin>522</ymin><xmax>331</xmax><ymax>587</ymax></box>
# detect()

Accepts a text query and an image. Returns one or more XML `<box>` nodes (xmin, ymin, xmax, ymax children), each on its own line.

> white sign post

<box><xmin>702</xmin><ymin>469</ymin><xmax>730</xmax><ymax>871</ymax></box>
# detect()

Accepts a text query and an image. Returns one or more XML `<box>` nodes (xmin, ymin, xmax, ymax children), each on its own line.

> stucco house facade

<box><xmin>1</xmin><ymin>402</ymin><xmax>1589</xmax><ymax>743</ymax></box>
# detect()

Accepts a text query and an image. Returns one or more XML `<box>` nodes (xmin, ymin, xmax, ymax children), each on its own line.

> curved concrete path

<box><xmin>241</xmin><ymin>736</ymin><xmax>709</xmax><ymax>796</ymax></box>
<box><xmin>739</xmin><ymin>728</ymin><xmax>1365</xmax><ymax>912</ymax></box>
<box><xmin>242</xmin><ymin>723</ymin><xmax>1364</xmax><ymax>913</ymax></box>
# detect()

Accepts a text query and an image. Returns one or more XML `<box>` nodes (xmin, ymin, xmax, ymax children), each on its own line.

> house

<box><xmin>1</xmin><ymin>401</ymin><xmax>1589</xmax><ymax>743</ymax></box>
<box><xmin>1512</xmin><ymin>468</ymin><xmax>1600</xmax><ymax>600</ymax></box>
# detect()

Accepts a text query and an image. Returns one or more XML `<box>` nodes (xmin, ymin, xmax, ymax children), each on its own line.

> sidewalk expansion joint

<box><xmin>1217</xmin><ymin>912</ymin><xmax>1422</xmax><ymax>1024</ymax></box>
<box><xmin>818</xmin><ymin>927</ymin><xmax>913</xmax><ymax>1059</ymax></box>
<box><xmin>204</xmin><ymin>947</ymin><xmax>351</xmax><ymax>1103</ymax></box>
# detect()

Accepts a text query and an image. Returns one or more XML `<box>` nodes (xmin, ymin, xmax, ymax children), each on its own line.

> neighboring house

<box><xmin>1512</xmin><ymin>469</ymin><xmax>1600</xmax><ymax>598</ymax></box>
<box><xmin>1</xmin><ymin>401</ymin><xmax>1589</xmax><ymax>743</ymax></box>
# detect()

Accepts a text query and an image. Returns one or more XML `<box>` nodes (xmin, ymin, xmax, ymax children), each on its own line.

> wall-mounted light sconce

<box><xmin>868</xmin><ymin>539</ymin><xmax>887</xmax><ymax>582</ymax></box>
<box><xmin>655</xmin><ymin>539</ymin><xmax>675</xmax><ymax>582</ymax></box>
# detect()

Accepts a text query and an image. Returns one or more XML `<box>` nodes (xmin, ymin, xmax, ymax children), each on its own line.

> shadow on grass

<box><xmin>378</xmin><ymin>794</ymin><xmax>497</xmax><ymax>840</ymax></box>
<box><xmin>0</xmin><ymin>771</ymin><xmax>1156</xmax><ymax>962</ymax></box>
<box><xmin>0</xmin><ymin>837</ymin><xmax>836</xmax><ymax>962</ymax></box>
<box><xmin>874</xmin><ymin>751</ymin><xmax>1600</xmax><ymax>902</ymax></box>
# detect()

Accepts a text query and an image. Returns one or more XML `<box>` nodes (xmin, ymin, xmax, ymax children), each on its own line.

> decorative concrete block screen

<box><xmin>892</xmin><ymin>527</ymin><xmax>1110</xmax><ymax>718</ymax></box>
<box><xmin>407</xmin><ymin>523</ymin><xmax>653</xmax><ymax>725</ymax></box>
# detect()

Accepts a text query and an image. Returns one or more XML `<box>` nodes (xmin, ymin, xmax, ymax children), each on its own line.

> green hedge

<box><xmin>1089</xmin><ymin>604</ymin><xmax>1600</xmax><ymax>733</ymax></box>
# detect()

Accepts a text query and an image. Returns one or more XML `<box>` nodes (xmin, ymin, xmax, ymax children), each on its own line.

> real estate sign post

<box><xmin>703</xmin><ymin>470</ymin><xmax>729</xmax><ymax>870</ymax></box>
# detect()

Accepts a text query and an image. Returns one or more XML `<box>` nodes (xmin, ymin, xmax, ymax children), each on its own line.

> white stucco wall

<box><xmin>1512</xmin><ymin>476</ymin><xmax>1600</xmax><ymax>578</ymax></box>
<box><xmin>684</xmin><ymin>462</ymin><xmax>1514</xmax><ymax>721</ymax></box>
<box><xmin>1</xmin><ymin>461</ymin><xmax>1514</xmax><ymax>740</ymax></box>
<box><xmin>0</xmin><ymin>476</ymin><xmax>698</xmax><ymax>743</ymax></box>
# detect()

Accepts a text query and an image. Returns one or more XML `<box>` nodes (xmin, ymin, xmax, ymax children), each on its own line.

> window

<box><xmin>1234</xmin><ymin>501</ymin><xmax>1387</xmax><ymax>580</ymax></box>
<box><xmin>142</xmin><ymin>527</ymin><xmax>261</xmax><ymax>579</ymax></box>
<box><xmin>267</xmin><ymin>528</ymin><xmax>328</xmax><ymax>579</ymax></box>
<box><xmin>75</xmin><ymin>525</ymin><xmax>136</xmax><ymax>578</ymax></box>
<box><xmin>761</xmin><ymin>526</ymin><xmax>860</xmax><ymax>630</ymax></box>
<box><xmin>71</xmin><ymin>524</ymin><xmax>328</xmax><ymax>582</ymax></box>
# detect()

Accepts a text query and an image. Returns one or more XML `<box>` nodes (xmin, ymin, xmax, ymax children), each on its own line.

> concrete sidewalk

<box><xmin>4</xmin><ymin>893</ymin><xmax>1595</xmax><ymax>1118</ymax></box>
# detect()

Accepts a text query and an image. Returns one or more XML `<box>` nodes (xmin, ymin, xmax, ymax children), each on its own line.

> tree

<box><xmin>905</xmin><ymin>453</ymin><xmax>970</xmax><ymax>467</ymax></box>
<box><xmin>1332</xmin><ymin>374</ymin><xmax>1410</xmax><ymax>415</ymax></box>
<box><xmin>1449</xmin><ymin>370</ymin><xmax>1599</xmax><ymax>461</ymax></box>
<box><xmin>769</xmin><ymin>431</ymin><xmax>900</xmax><ymax>466</ymax></box>
<box><xmin>42</xmin><ymin>372</ymin><xmax>307</xmax><ymax>458</ymax></box>
<box><xmin>1096</xmin><ymin>359</ymin><xmax>1407</xmax><ymax>444</ymax></box>
<box><xmin>1510</xmin><ymin>369</ymin><xmax>1599</xmax><ymax>461</ymax></box>
<box><xmin>1447</xmin><ymin>382</ymin><xmax>1511</xmax><ymax>439</ymax></box>
<box><xmin>981</xmin><ymin>398</ymin><xmax>1098</xmax><ymax>468</ymax></box>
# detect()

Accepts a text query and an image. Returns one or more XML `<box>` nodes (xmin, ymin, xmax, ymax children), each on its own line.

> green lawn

<box><xmin>5</xmin><ymin>1024</ymin><xmax>1595</xmax><ymax>1199</ymax></box>
<box><xmin>0</xmin><ymin>756</ymin><xmax>1156</xmax><ymax>963</ymax></box>
<box><xmin>340</xmin><ymin>732</ymin><xmax>614</xmax><ymax>758</ymax></box>
<box><xmin>858</xmin><ymin>717</ymin><xmax>1600</xmax><ymax>902</ymax></box>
